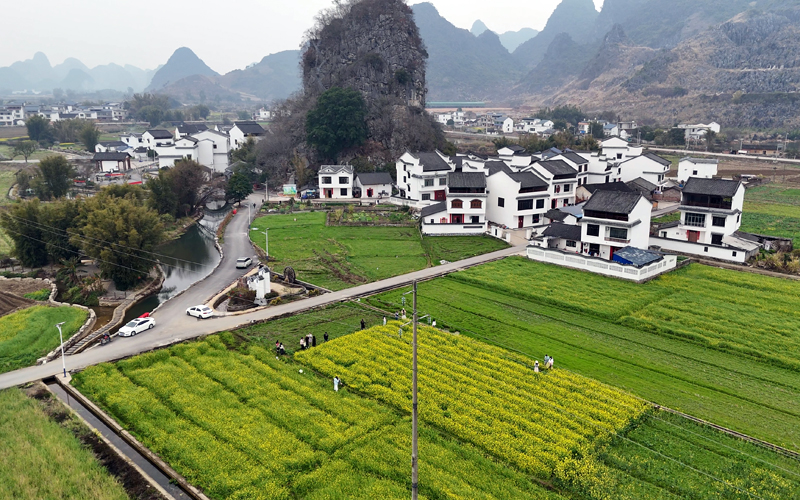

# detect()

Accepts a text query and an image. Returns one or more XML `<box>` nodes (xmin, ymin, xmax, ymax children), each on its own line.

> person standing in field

<box><xmin>360</xmin><ymin>319</ymin><xmax>366</xmax><ymax>330</ymax></box>
<box><xmin>534</xmin><ymin>360</ymin><xmax>539</xmax><ymax>373</ymax></box>
<box><xmin>312</xmin><ymin>334</ymin><xmax>317</xmax><ymax>347</ymax></box>
<box><xmin>333</xmin><ymin>376</ymin><xmax>340</xmax><ymax>392</ymax></box>
<box><xmin>383</xmin><ymin>316</ymin><xmax>387</xmax><ymax>325</ymax></box>
<box><xmin>324</xmin><ymin>332</ymin><xmax>329</xmax><ymax>342</ymax></box>
<box><xmin>395</xmin><ymin>312</ymin><xmax>399</xmax><ymax>321</ymax></box>
<box><xmin>548</xmin><ymin>356</ymin><xmax>554</xmax><ymax>369</ymax></box>
<box><xmin>300</xmin><ymin>337</ymin><xmax>306</xmax><ymax>350</ymax></box>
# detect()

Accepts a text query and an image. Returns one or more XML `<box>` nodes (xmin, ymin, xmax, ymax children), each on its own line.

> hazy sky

<box><xmin>1</xmin><ymin>0</ymin><xmax>604</xmax><ymax>74</ymax></box>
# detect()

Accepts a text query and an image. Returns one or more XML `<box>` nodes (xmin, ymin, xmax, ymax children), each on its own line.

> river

<box><xmin>121</xmin><ymin>210</ymin><xmax>226</xmax><ymax>323</ymax></box>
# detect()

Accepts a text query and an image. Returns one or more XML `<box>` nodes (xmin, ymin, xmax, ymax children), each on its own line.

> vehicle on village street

<box><xmin>118</xmin><ymin>317</ymin><xmax>156</xmax><ymax>337</ymax></box>
<box><xmin>186</xmin><ymin>305</ymin><xmax>214</xmax><ymax>319</ymax></box>
<box><xmin>236</xmin><ymin>257</ymin><xmax>253</xmax><ymax>268</ymax></box>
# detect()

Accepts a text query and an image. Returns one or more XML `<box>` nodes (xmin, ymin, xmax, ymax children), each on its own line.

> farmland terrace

<box><xmin>368</xmin><ymin>257</ymin><xmax>800</xmax><ymax>451</ymax></box>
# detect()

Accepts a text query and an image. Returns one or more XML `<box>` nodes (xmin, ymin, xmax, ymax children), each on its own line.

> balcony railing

<box><xmin>605</xmin><ymin>237</ymin><xmax>630</xmax><ymax>244</ymax></box>
<box><xmin>681</xmin><ymin>220</ymin><xmax>705</xmax><ymax>228</ymax></box>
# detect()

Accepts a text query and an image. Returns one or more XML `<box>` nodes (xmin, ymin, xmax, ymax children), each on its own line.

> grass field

<box><xmin>0</xmin><ymin>388</ymin><xmax>129</xmax><ymax>500</ymax></box>
<box><xmin>74</xmin><ymin>335</ymin><xmax>565</xmax><ymax>500</ymax></box>
<box><xmin>232</xmin><ymin>302</ymin><xmax>385</xmax><ymax>353</ymax></box>
<box><xmin>745</xmin><ymin>185</ymin><xmax>800</xmax><ymax>205</ymax></box>
<box><xmin>249</xmin><ymin>212</ymin><xmax>508</xmax><ymax>290</ymax></box>
<box><xmin>741</xmin><ymin>201</ymin><xmax>800</xmax><ymax>240</ymax></box>
<box><xmin>0</xmin><ymin>305</ymin><xmax>87</xmax><ymax>374</ymax></box>
<box><xmin>367</xmin><ymin>258</ymin><xmax>800</xmax><ymax>450</ymax></box>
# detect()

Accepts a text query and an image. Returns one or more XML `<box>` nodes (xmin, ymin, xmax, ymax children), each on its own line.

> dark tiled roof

<box><xmin>510</xmin><ymin>171</ymin><xmax>548</xmax><ymax>189</ymax></box>
<box><xmin>146</xmin><ymin>129</ymin><xmax>174</xmax><ymax>139</ymax></box>
<box><xmin>178</xmin><ymin>123</ymin><xmax>208</xmax><ymax>134</ymax></box>
<box><xmin>447</xmin><ymin>172</ymin><xmax>486</xmax><ymax>189</ymax></box>
<box><xmin>583</xmin><ymin>190</ymin><xmax>643</xmax><ymax>215</ymax></box>
<box><xmin>627</xmin><ymin>177</ymin><xmax>657</xmax><ymax>192</ymax></box>
<box><xmin>613</xmin><ymin>246</ymin><xmax>663</xmax><ymax>267</ymax></box>
<box><xmin>582</xmin><ymin>182</ymin><xmax>632</xmax><ymax>194</ymax></box>
<box><xmin>643</xmin><ymin>152</ymin><xmax>671</xmax><ymax>167</ymax></box>
<box><xmin>681</xmin><ymin>157</ymin><xmax>718</xmax><ymax>164</ymax></box>
<box><xmin>356</xmin><ymin>172</ymin><xmax>393</xmax><ymax>185</ymax></box>
<box><xmin>414</xmin><ymin>152</ymin><xmax>451</xmax><ymax>172</ymax></box>
<box><xmin>421</xmin><ymin>202</ymin><xmax>447</xmax><ymax>218</ymax></box>
<box><xmin>484</xmin><ymin>160</ymin><xmax>513</xmax><ymax>176</ymax></box>
<box><xmin>537</xmin><ymin>159</ymin><xmax>577</xmax><ymax>178</ymax></box>
<box><xmin>93</xmin><ymin>152</ymin><xmax>131</xmax><ymax>161</ymax></box>
<box><xmin>682</xmin><ymin>177</ymin><xmax>741</xmax><ymax>197</ymax></box>
<box><xmin>545</xmin><ymin>209</ymin><xmax>570</xmax><ymax>222</ymax></box>
<box><xmin>560</xmin><ymin>151</ymin><xmax>588</xmax><ymax>165</ymax></box>
<box><xmin>543</xmin><ymin>223</ymin><xmax>582</xmax><ymax>241</ymax></box>
<box><xmin>178</xmin><ymin>136</ymin><xmax>199</xmax><ymax>144</ymax></box>
<box><xmin>233</xmin><ymin>121</ymin><xmax>266</xmax><ymax>135</ymax></box>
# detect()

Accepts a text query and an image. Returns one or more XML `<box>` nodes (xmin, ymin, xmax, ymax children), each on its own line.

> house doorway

<box><xmin>434</xmin><ymin>190</ymin><xmax>446</xmax><ymax>201</ymax></box>
<box><xmin>588</xmin><ymin>243</ymin><xmax>600</xmax><ymax>257</ymax></box>
<box><xmin>451</xmin><ymin>214</ymin><xmax>463</xmax><ymax>224</ymax></box>
<box><xmin>325</xmin><ymin>189</ymin><xmax>333</xmax><ymax>198</ymax></box>
<box><xmin>687</xmin><ymin>230</ymin><xmax>700</xmax><ymax>243</ymax></box>
<box><xmin>366</xmin><ymin>188</ymin><xmax>373</xmax><ymax>197</ymax></box>
<box><xmin>518</xmin><ymin>216</ymin><xmax>524</xmax><ymax>228</ymax></box>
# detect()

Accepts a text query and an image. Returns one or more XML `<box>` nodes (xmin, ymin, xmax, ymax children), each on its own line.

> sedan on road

<box><xmin>186</xmin><ymin>305</ymin><xmax>214</xmax><ymax>319</ymax></box>
<box><xmin>236</xmin><ymin>257</ymin><xmax>253</xmax><ymax>268</ymax></box>
<box><xmin>118</xmin><ymin>317</ymin><xmax>156</xmax><ymax>337</ymax></box>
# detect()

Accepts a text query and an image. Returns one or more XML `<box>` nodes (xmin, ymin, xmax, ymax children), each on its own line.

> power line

<box><xmin>5</xmin><ymin>214</ymin><xmax>212</xmax><ymax>275</ymax></box>
<box><xmin>3</xmin><ymin>212</ymin><xmax>209</xmax><ymax>268</ymax></box>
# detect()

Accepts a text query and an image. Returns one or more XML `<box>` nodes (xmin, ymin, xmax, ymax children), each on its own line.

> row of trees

<box><xmin>25</xmin><ymin>115</ymin><xmax>100</xmax><ymax>151</ymax></box>
<box><xmin>0</xmin><ymin>186</ymin><xmax>165</xmax><ymax>289</ymax></box>
<box><xmin>124</xmin><ymin>93</ymin><xmax>210</xmax><ymax>126</ymax></box>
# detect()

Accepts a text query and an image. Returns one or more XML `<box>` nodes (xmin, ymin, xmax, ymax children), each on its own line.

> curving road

<box><xmin>0</xmin><ymin>202</ymin><xmax>525</xmax><ymax>390</ymax></box>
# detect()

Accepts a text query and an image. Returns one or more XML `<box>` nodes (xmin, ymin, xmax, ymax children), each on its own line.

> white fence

<box><xmin>421</xmin><ymin>223</ymin><xmax>486</xmax><ymax>236</ymax></box>
<box><xmin>650</xmin><ymin>237</ymin><xmax>754</xmax><ymax>263</ymax></box>
<box><xmin>526</xmin><ymin>247</ymin><xmax>678</xmax><ymax>282</ymax></box>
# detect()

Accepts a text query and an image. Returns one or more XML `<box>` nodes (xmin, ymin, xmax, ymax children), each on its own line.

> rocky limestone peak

<box><xmin>302</xmin><ymin>0</ymin><xmax>427</xmax><ymax>108</ymax></box>
<box><xmin>471</xmin><ymin>19</ymin><xmax>489</xmax><ymax>36</ymax></box>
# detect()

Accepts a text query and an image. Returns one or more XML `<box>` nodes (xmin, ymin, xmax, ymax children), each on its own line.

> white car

<box><xmin>186</xmin><ymin>305</ymin><xmax>213</xmax><ymax>319</ymax></box>
<box><xmin>118</xmin><ymin>317</ymin><xmax>156</xmax><ymax>337</ymax></box>
<box><xmin>236</xmin><ymin>257</ymin><xmax>253</xmax><ymax>269</ymax></box>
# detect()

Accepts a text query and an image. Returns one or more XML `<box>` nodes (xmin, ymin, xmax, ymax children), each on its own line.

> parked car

<box><xmin>186</xmin><ymin>305</ymin><xmax>213</xmax><ymax>319</ymax></box>
<box><xmin>236</xmin><ymin>257</ymin><xmax>253</xmax><ymax>268</ymax></box>
<box><xmin>118</xmin><ymin>317</ymin><xmax>156</xmax><ymax>337</ymax></box>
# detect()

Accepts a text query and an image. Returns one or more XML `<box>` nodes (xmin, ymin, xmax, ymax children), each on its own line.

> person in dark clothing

<box><xmin>279</xmin><ymin>343</ymin><xmax>286</xmax><ymax>355</ymax></box>
<box><xmin>360</xmin><ymin>319</ymin><xmax>366</xmax><ymax>330</ymax></box>
<box><xmin>324</xmin><ymin>332</ymin><xmax>329</xmax><ymax>342</ymax></box>
<box><xmin>312</xmin><ymin>334</ymin><xmax>317</xmax><ymax>347</ymax></box>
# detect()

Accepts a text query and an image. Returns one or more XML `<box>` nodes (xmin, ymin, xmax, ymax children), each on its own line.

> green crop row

<box><xmin>73</xmin><ymin>335</ymin><xmax>563</xmax><ymax>500</ymax></box>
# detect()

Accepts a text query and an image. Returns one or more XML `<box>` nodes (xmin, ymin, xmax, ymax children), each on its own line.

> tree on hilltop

<box><xmin>306</xmin><ymin>87</ymin><xmax>368</xmax><ymax>162</ymax></box>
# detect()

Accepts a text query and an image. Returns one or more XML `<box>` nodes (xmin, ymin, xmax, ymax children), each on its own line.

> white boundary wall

<box><xmin>421</xmin><ymin>223</ymin><xmax>486</xmax><ymax>236</ymax></box>
<box><xmin>650</xmin><ymin>236</ymin><xmax>753</xmax><ymax>263</ymax></box>
<box><xmin>526</xmin><ymin>247</ymin><xmax>678</xmax><ymax>282</ymax></box>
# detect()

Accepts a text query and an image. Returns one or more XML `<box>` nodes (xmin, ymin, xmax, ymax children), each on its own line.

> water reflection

<box><xmin>123</xmin><ymin>224</ymin><xmax>220</xmax><ymax>321</ymax></box>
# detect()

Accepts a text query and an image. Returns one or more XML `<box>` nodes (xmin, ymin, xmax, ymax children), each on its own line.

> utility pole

<box><xmin>411</xmin><ymin>279</ymin><xmax>419</xmax><ymax>500</ymax></box>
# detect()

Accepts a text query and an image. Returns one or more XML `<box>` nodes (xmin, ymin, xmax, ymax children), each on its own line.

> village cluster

<box><xmin>312</xmin><ymin>137</ymin><xmax>774</xmax><ymax>282</ymax></box>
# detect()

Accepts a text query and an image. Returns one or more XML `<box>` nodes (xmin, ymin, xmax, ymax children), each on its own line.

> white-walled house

<box><xmin>95</xmin><ymin>141</ymin><xmax>128</xmax><ymax>153</ymax></box>
<box><xmin>421</xmin><ymin>171</ymin><xmax>487</xmax><ymax>235</ymax></box>
<box><xmin>175</xmin><ymin>123</ymin><xmax>208</xmax><ymax>138</ymax></box>
<box><xmin>157</xmin><ymin>136</ymin><xmax>201</xmax><ymax>168</ymax></box>
<box><xmin>319</xmin><ymin>165</ymin><xmax>355</xmax><ymax>199</ymax></box>
<box><xmin>192</xmin><ymin>129</ymin><xmax>231</xmax><ymax>173</ymax></box>
<box><xmin>651</xmin><ymin>178</ymin><xmax>759</xmax><ymax>262</ymax></box>
<box><xmin>551</xmin><ymin>151</ymin><xmax>589</xmax><ymax>186</ymax></box>
<box><xmin>142</xmin><ymin>129</ymin><xmax>174</xmax><ymax>149</ymax></box>
<box><xmin>679</xmin><ymin>122</ymin><xmax>721</xmax><ymax>141</ymax></box>
<box><xmin>230</xmin><ymin>121</ymin><xmax>266</xmax><ymax>149</ymax></box>
<box><xmin>354</xmin><ymin>172</ymin><xmax>393</xmax><ymax>199</ymax></box>
<box><xmin>613</xmin><ymin>153</ymin><xmax>671</xmax><ymax>186</ymax></box>
<box><xmin>579</xmin><ymin>190</ymin><xmax>652</xmax><ymax>260</ymax></box>
<box><xmin>678</xmin><ymin>157</ymin><xmax>718</xmax><ymax>183</ymax></box>
<box><xmin>395</xmin><ymin>151</ymin><xmax>454</xmax><ymax>205</ymax></box>
<box><xmin>531</xmin><ymin>159</ymin><xmax>578</xmax><ymax>210</ymax></box>
<box><xmin>485</xmin><ymin>162</ymin><xmax>550</xmax><ymax>229</ymax></box>
<box><xmin>121</xmin><ymin>133</ymin><xmax>144</xmax><ymax>148</ymax></box>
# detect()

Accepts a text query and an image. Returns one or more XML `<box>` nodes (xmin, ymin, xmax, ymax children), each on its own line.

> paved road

<box><xmin>0</xmin><ymin>221</ymin><xmax>525</xmax><ymax>389</ymax></box>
